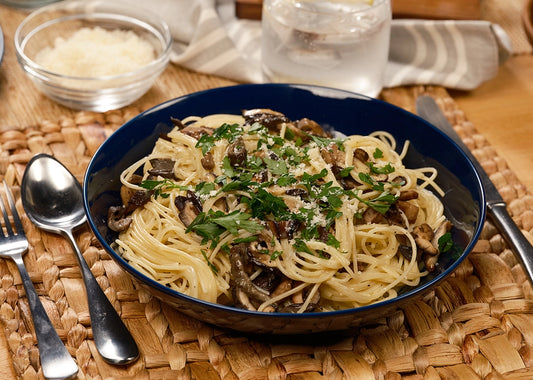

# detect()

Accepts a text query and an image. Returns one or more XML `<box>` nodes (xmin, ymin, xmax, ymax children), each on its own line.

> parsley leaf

<box><xmin>438</xmin><ymin>232</ymin><xmax>454</xmax><ymax>253</ymax></box>
<box><xmin>307</xmin><ymin>134</ymin><xmax>346</xmax><ymax>151</ymax></box>
<box><xmin>243</xmin><ymin>188</ymin><xmax>290</xmax><ymax>220</ymax></box>
<box><xmin>367</xmin><ymin>162</ymin><xmax>395</xmax><ymax>175</ymax></box>
<box><xmin>139</xmin><ymin>179</ymin><xmax>187</xmax><ymax>198</ymax></box>
<box><xmin>355</xmin><ymin>190</ymin><xmax>398</xmax><ymax>214</ymax></box>
<box><xmin>263</xmin><ymin>157</ymin><xmax>288</xmax><ymax>176</ymax></box>
<box><xmin>187</xmin><ymin>210</ymin><xmax>263</xmax><ymax>246</ymax></box>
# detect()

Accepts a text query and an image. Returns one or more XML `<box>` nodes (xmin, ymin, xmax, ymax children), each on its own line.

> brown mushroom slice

<box><xmin>230</xmin><ymin>244</ymin><xmax>271</xmax><ymax>303</ymax></box>
<box><xmin>396</xmin><ymin>200</ymin><xmax>419</xmax><ymax>225</ymax></box>
<box><xmin>170</xmin><ymin>116</ymin><xmax>186</xmax><ymax>129</ymax></box>
<box><xmin>227</xmin><ymin>137</ymin><xmax>247</xmax><ymax>167</ymax></box>
<box><xmin>119</xmin><ymin>175</ymin><xmax>143</xmax><ymax>206</ymax></box>
<box><xmin>252</xmin><ymin>270</ymin><xmax>282</xmax><ymax>294</ymax></box>
<box><xmin>174</xmin><ymin>191</ymin><xmax>202</xmax><ymax>227</ymax></box>
<box><xmin>413</xmin><ymin>223</ymin><xmax>438</xmax><ymax>256</ymax></box>
<box><xmin>201</xmin><ymin>152</ymin><xmax>215</xmax><ymax>170</ymax></box>
<box><xmin>270</xmin><ymin>278</ymin><xmax>293</xmax><ymax>298</ymax></box>
<box><xmin>247</xmin><ymin>240</ymin><xmax>278</xmax><ymax>269</ymax></box>
<box><xmin>267</xmin><ymin>220</ymin><xmax>301</xmax><ymax>240</ymax></box>
<box><xmin>148</xmin><ymin>158</ymin><xmax>176</xmax><ymax>179</ymax></box>
<box><xmin>432</xmin><ymin>220</ymin><xmax>452</xmax><ymax>249</ymax></box>
<box><xmin>180</xmin><ymin>125</ymin><xmax>214</xmax><ymax>140</ymax></box>
<box><xmin>331</xmin><ymin>164</ymin><xmax>358</xmax><ymax>190</ymax></box>
<box><xmin>398</xmin><ymin>190</ymin><xmax>418</xmax><ymax>201</ymax></box>
<box><xmin>362</xmin><ymin>207</ymin><xmax>386</xmax><ymax>224</ymax></box>
<box><xmin>294</xmin><ymin>118</ymin><xmax>330</xmax><ymax>137</ymax></box>
<box><xmin>320</xmin><ymin>144</ymin><xmax>344</xmax><ymax>166</ymax></box>
<box><xmin>398</xmin><ymin>244</ymin><xmax>414</xmax><ymax>261</ymax></box>
<box><xmin>107</xmin><ymin>206</ymin><xmax>133</xmax><ymax>232</ymax></box>
<box><xmin>233</xmin><ymin>287</ymin><xmax>257</xmax><ymax>311</ymax></box>
<box><xmin>242</xmin><ymin>108</ymin><xmax>290</xmax><ymax>131</ymax></box>
<box><xmin>123</xmin><ymin>189</ymin><xmax>153</xmax><ymax>214</ymax></box>
<box><xmin>424</xmin><ymin>255</ymin><xmax>439</xmax><ymax>272</ymax></box>
<box><xmin>353</xmin><ymin>148</ymin><xmax>370</xmax><ymax>163</ymax></box>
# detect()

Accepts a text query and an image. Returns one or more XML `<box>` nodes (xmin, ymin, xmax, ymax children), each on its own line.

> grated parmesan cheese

<box><xmin>35</xmin><ymin>26</ymin><xmax>155</xmax><ymax>77</ymax></box>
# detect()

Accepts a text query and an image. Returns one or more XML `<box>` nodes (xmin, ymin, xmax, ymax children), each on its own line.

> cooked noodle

<box><xmin>110</xmin><ymin>111</ymin><xmax>451</xmax><ymax>313</ymax></box>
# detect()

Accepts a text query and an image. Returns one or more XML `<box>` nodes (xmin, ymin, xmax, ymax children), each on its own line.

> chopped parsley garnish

<box><xmin>187</xmin><ymin>210</ymin><xmax>263</xmax><ymax>247</ymax></box>
<box><xmin>145</xmin><ymin>119</ymin><xmax>413</xmax><ymax>257</ymax></box>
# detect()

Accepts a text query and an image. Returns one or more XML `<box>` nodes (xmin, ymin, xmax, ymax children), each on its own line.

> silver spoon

<box><xmin>21</xmin><ymin>153</ymin><xmax>139</xmax><ymax>365</ymax></box>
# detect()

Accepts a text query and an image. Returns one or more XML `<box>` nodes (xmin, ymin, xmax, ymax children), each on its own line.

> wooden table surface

<box><xmin>1</xmin><ymin>3</ymin><xmax>533</xmax><ymax>379</ymax></box>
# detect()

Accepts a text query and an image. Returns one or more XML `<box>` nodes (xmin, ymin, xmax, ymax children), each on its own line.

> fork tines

<box><xmin>0</xmin><ymin>180</ymin><xmax>25</xmax><ymax>238</ymax></box>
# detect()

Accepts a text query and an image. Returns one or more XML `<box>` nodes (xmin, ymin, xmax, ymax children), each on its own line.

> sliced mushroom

<box><xmin>170</xmin><ymin>117</ymin><xmax>186</xmax><ymax>129</ymax></box>
<box><xmin>201</xmin><ymin>152</ymin><xmax>215</xmax><ymax>170</ymax></box>
<box><xmin>294</xmin><ymin>118</ymin><xmax>330</xmax><ymax>137</ymax></box>
<box><xmin>424</xmin><ymin>255</ymin><xmax>439</xmax><ymax>272</ymax></box>
<box><xmin>353</xmin><ymin>148</ymin><xmax>369</xmax><ymax>163</ymax></box>
<box><xmin>247</xmin><ymin>240</ymin><xmax>278</xmax><ymax>269</ymax></box>
<box><xmin>180</xmin><ymin>125</ymin><xmax>214</xmax><ymax>140</ymax></box>
<box><xmin>285</xmin><ymin>188</ymin><xmax>307</xmax><ymax>198</ymax></box>
<box><xmin>148</xmin><ymin>158</ymin><xmax>176</xmax><ymax>179</ymax></box>
<box><xmin>267</xmin><ymin>220</ymin><xmax>301</xmax><ymax>240</ymax></box>
<box><xmin>396</xmin><ymin>200</ymin><xmax>419</xmax><ymax>225</ymax></box>
<box><xmin>331</xmin><ymin>164</ymin><xmax>358</xmax><ymax>190</ymax></box>
<box><xmin>174</xmin><ymin>191</ymin><xmax>202</xmax><ymax>227</ymax></box>
<box><xmin>252</xmin><ymin>270</ymin><xmax>281</xmax><ymax>294</ymax></box>
<box><xmin>123</xmin><ymin>189</ymin><xmax>153</xmax><ymax>214</ymax></box>
<box><xmin>413</xmin><ymin>223</ymin><xmax>438</xmax><ymax>256</ymax></box>
<box><xmin>227</xmin><ymin>137</ymin><xmax>247</xmax><ymax>167</ymax></box>
<box><xmin>362</xmin><ymin>207</ymin><xmax>386</xmax><ymax>224</ymax></box>
<box><xmin>242</xmin><ymin>109</ymin><xmax>289</xmax><ymax>131</ymax></box>
<box><xmin>432</xmin><ymin>220</ymin><xmax>452</xmax><ymax>249</ymax></box>
<box><xmin>398</xmin><ymin>244</ymin><xmax>414</xmax><ymax>261</ymax></box>
<box><xmin>320</xmin><ymin>144</ymin><xmax>344</xmax><ymax>166</ymax></box>
<box><xmin>107</xmin><ymin>206</ymin><xmax>132</xmax><ymax>232</ymax></box>
<box><xmin>270</xmin><ymin>278</ymin><xmax>293</xmax><ymax>298</ymax></box>
<box><xmin>398</xmin><ymin>190</ymin><xmax>418</xmax><ymax>201</ymax></box>
<box><xmin>230</xmin><ymin>244</ymin><xmax>271</xmax><ymax>303</ymax></box>
<box><xmin>120</xmin><ymin>174</ymin><xmax>143</xmax><ymax>205</ymax></box>
<box><xmin>233</xmin><ymin>287</ymin><xmax>257</xmax><ymax>311</ymax></box>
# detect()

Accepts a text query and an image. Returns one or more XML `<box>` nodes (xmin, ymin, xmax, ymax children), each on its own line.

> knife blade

<box><xmin>416</xmin><ymin>95</ymin><xmax>533</xmax><ymax>284</ymax></box>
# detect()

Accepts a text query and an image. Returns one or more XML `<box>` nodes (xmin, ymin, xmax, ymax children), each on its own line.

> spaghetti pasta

<box><xmin>108</xmin><ymin>109</ymin><xmax>455</xmax><ymax>313</ymax></box>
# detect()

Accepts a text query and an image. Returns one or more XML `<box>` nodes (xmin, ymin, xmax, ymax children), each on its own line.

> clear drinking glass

<box><xmin>261</xmin><ymin>0</ymin><xmax>391</xmax><ymax>98</ymax></box>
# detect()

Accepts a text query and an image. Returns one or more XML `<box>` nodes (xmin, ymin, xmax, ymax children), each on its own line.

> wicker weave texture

<box><xmin>0</xmin><ymin>87</ymin><xmax>533</xmax><ymax>379</ymax></box>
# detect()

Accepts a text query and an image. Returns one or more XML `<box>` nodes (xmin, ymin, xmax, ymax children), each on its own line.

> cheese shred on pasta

<box><xmin>110</xmin><ymin>110</ymin><xmax>452</xmax><ymax>313</ymax></box>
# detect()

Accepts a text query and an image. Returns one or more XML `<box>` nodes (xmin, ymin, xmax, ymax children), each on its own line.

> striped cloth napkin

<box><xmin>134</xmin><ymin>0</ymin><xmax>512</xmax><ymax>91</ymax></box>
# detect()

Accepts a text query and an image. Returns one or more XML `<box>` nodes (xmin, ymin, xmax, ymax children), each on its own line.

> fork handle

<box><xmin>13</xmin><ymin>254</ymin><xmax>79</xmax><ymax>380</ymax></box>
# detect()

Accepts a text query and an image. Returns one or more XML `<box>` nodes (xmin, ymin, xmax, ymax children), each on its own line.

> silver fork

<box><xmin>0</xmin><ymin>181</ymin><xmax>78</xmax><ymax>380</ymax></box>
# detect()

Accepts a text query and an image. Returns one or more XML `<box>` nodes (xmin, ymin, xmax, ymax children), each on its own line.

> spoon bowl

<box><xmin>20</xmin><ymin>155</ymin><xmax>86</xmax><ymax>232</ymax></box>
<box><xmin>21</xmin><ymin>153</ymin><xmax>139</xmax><ymax>365</ymax></box>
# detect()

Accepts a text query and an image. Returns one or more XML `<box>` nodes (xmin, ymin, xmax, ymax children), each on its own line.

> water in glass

<box><xmin>261</xmin><ymin>0</ymin><xmax>391</xmax><ymax>98</ymax></box>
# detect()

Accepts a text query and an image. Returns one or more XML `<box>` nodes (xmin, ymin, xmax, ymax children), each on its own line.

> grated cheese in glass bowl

<box><xmin>14</xmin><ymin>0</ymin><xmax>172</xmax><ymax>111</ymax></box>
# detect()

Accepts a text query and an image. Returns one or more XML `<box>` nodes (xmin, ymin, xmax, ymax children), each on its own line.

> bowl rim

<box><xmin>14</xmin><ymin>0</ymin><xmax>172</xmax><ymax>82</ymax></box>
<box><xmin>83</xmin><ymin>83</ymin><xmax>487</xmax><ymax>320</ymax></box>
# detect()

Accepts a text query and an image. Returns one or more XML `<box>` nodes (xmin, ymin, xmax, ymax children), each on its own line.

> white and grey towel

<box><xmin>129</xmin><ymin>0</ymin><xmax>513</xmax><ymax>91</ymax></box>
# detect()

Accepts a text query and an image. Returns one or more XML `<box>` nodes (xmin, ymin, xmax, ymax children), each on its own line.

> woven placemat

<box><xmin>1</xmin><ymin>86</ymin><xmax>533</xmax><ymax>379</ymax></box>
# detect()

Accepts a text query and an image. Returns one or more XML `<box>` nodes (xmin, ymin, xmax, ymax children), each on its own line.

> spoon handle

<box><xmin>65</xmin><ymin>230</ymin><xmax>139</xmax><ymax>365</ymax></box>
<box><xmin>13</xmin><ymin>254</ymin><xmax>79</xmax><ymax>379</ymax></box>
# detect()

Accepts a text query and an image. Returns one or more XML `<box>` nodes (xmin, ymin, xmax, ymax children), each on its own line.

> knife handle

<box><xmin>488</xmin><ymin>202</ymin><xmax>533</xmax><ymax>281</ymax></box>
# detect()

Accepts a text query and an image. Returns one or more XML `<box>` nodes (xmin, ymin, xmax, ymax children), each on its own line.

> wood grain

<box><xmin>235</xmin><ymin>0</ymin><xmax>482</xmax><ymax>20</ymax></box>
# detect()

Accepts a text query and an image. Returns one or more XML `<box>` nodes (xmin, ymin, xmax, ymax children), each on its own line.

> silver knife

<box><xmin>416</xmin><ymin>95</ymin><xmax>533</xmax><ymax>283</ymax></box>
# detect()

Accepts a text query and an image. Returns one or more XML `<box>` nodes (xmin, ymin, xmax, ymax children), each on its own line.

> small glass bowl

<box><xmin>14</xmin><ymin>0</ymin><xmax>172</xmax><ymax>111</ymax></box>
<box><xmin>0</xmin><ymin>0</ymin><xmax>61</xmax><ymax>9</ymax></box>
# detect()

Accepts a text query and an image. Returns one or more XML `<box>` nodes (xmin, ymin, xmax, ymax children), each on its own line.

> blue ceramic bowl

<box><xmin>84</xmin><ymin>84</ymin><xmax>486</xmax><ymax>335</ymax></box>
